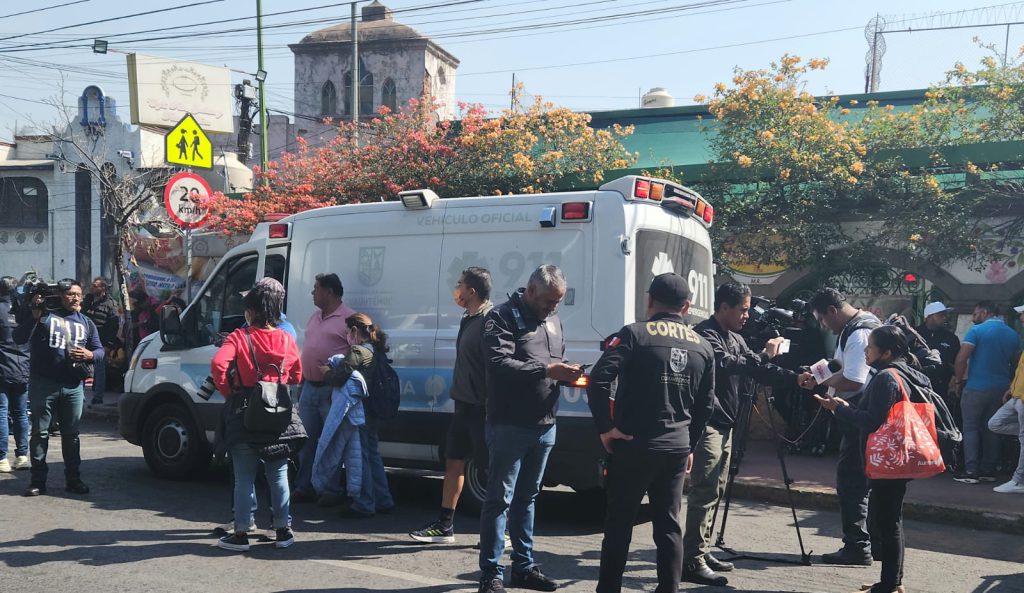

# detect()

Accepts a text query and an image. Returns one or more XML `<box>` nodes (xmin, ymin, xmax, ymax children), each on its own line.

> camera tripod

<box><xmin>708</xmin><ymin>385</ymin><xmax>812</xmax><ymax>566</ymax></box>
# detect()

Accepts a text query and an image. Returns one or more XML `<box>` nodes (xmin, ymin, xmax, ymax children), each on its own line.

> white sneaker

<box><xmin>0</xmin><ymin>459</ymin><xmax>11</xmax><ymax>473</ymax></box>
<box><xmin>13</xmin><ymin>456</ymin><xmax>29</xmax><ymax>470</ymax></box>
<box><xmin>993</xmin><ymin>480</ymin><xmax>1024</xmax><ymax>494</ymax></box>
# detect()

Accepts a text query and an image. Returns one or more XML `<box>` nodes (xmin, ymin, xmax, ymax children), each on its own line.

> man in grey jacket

<box><xmin>476</xmin><ymin>265</ymin><xmax>582</xmax><ymax>593</ymax></box>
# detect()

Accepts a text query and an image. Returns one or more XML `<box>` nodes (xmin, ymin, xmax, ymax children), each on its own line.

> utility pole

<box><xmin>256</xmin><ymin>0</ymin><xmax>269</xmax><ymax>184</ymax></box>
<box><xmin>351</xmin><ymin>1</ymin><xmax>359</xmax><ymax>140</ymax></box>
<box><xmin>510</xmin><ymin>73</ymin><xmax>516</xmax><ymax>112</ymax></box>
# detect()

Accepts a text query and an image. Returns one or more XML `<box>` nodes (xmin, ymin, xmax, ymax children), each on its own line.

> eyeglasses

<box><xmin>64</xmin><ymin>292</ymin><xmax>83</xmax><ymax>300</ymax></box>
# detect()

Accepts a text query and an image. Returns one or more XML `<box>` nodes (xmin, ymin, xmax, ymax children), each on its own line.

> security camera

<box><xmin>117</xmin><ymin>150</ymin><xmax>134</xmax><ymax>159</ymax></box>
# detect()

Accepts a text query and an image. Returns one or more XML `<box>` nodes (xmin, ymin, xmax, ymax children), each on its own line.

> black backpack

<box><xmin>365</xmin><ymin>353</ymin><xmax>401</xmax><ymax>420</ymax></box>
<box><xmin>838</xmin><ymin>312</ymin><xmax>881</xmax><ymax>352</ymax></box>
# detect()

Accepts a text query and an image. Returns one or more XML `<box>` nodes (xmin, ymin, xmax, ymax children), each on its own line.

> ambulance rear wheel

<box><xmin>460</xmin><ymin>456</ymin><xmax>488</xmax><ymax>516</ymax></box>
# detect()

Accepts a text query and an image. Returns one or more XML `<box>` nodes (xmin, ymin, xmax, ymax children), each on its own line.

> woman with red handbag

<box><xmin>815</xmin><ymin>326</ymin><xmax>938</xmax><ymax>593</ymax></box>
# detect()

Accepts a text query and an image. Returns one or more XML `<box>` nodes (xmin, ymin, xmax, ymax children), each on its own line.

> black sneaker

<box><xmin>510</xmin><ymin>566</ymin><xmax>558</xmax><ymax>592</ymax></box>
<box><xmin>217</xmin><ymin>532</ymin><xmax>250</xmax><ymax>552</ymax></box>
<box><xmin>23</xmin><ymin>485</ymin><xmax>46</xmax><ymax>497</ymax></box>
<box><xmin>978</xmin><ymin>474</ymin><xmax>998</xmax><ymax>483</ymax></box>
<box><xmin>681</xmin><ymin>560</ymin><xmax>728</xmax><ymax>586</ymax></box>
<box><xmin>275</xmin><ymin>527</ymin><xmax>295</xmax><ymax>548</ymax></box>
<box><xmin>410</xmin><ymin>520</ymin><xmax>455</xmax><ymax>543</ymax></box>
<box><xmin>478</xmin><ymin>574</ymin><xmax>505</xmax><ymax>593</ymax></box>
<box><xmin>65</xmin><ymin>480</ymin><xmax>90</xmax><ymax>495</ymax></box>
<box><xmin>820</xmin><ymin>547</ymin><xmax>872</xmax><ymax>566</ymax></box>
<box><xmin>953</xmin><ymin>472</ymin><xmax>980</xmax><ymax>484</ymax></box>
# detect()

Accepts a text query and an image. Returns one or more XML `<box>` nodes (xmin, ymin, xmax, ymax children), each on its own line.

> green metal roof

<box><xmin>584</xmin><ymin>87</ymin><xmax>1024</xmax><ymax>182</ymax></box>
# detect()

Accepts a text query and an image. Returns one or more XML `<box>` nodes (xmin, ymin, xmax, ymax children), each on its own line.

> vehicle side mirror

<box><xmin>159</xmin><ymin>305</ymin><xmax>186</xmax><ymax>348</ymax></box>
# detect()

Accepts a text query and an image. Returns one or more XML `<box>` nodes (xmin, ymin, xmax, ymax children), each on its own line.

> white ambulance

<box><xmin>119</xmin><ymin>175</ymin><xmax>715</xmax><ymax>505</ymax></box>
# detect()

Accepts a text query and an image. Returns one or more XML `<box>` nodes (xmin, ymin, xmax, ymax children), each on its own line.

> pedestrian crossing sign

<box><xmin>165</xmin><ymin>113</ymin><xmax>212</xmax><ymax>169</ymax></box>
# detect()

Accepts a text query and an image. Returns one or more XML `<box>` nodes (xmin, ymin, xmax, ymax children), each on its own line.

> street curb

<box><xmin>82</xmin><ymin>405</ymin><xmax>119</xmax><ymax>423</ymax></box>
<box><xmin>732</xmin><ymin>478</ymin><xmax>1024</xmax><ymax>536</ymax></box>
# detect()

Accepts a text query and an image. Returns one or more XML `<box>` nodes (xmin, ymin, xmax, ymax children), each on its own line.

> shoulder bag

<box><xmin>864</xmin><ymin>368</ymin><xmax>945</xmax><ymax>480</ymax></box>
<box><xmin>240</xmin><ymin>328</ymin><xmax>292</xmax><ymax>436</ymax></box>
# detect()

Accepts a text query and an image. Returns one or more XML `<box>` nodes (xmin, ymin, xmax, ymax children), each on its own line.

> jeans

<box><xmin>231</xmin><ymin>443</ymin><xmax>290</xmax><ymax>532</ymax></box>
<box><xmin>836</xmin><ymin>428</ymin><xmax>870</xmax><ymax>551</ymax></box>
<box><xmin>867</xmin><ymin>479</ymin><xmax>908</xmax><ymax>591</ymax></box>
<box><xmin>988</xmin><ymin>398</ymin><xmax>1024</xmax><ymax>484</ymax></box>
<box><xmin>598</xmin><ymin>443</ymin><xmax>687</xmax><ymax>593</ymax></box>
<box><xmin>296</xmin><ymin>382</ymin><xmax>340</xmax><ymax>495</ymax></box>
<box><xmin>479</xmin><ymin>423</ymin><xmax>556</xmax><ymax>579</ymax></box>
<box><xmin>29</xmin><ymin>375</ymin><xmax>84</xmax><ymax>486</ymax></box>
<box><xmin>683</xmin><ymin>424</ymin><xmax>732</xmax><ymax>564</ymax></box>
<box><xmin>91</xmin><ymin>360</ymin><xmax>106</xmax><ymax>401</ymax></box>
<box><xmin>0</xmin><ymin>382</ymin><xmax>29</xmax><ymax>458</ymax></box>
<box><xmin>352</xmin><ymin>413</ymin><xmax>394</xmax><ymax>514</ymax></box>
<box><xmin>961</xmin><ymin>388</ymin><xmax>1006</xmax><ymax>475</ymax></box>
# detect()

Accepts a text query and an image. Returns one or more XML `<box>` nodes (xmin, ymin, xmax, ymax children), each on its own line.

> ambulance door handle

<box><xmin>620</xmin><ymin>236</ymin><xmax>631</xmax><ymax>255</ymax></box>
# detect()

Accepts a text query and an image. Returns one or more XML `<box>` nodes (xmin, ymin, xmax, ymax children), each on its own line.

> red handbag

<box><xmin>864</xmin><ymin>368</ymin><xmax>946</xmax><ymax>480</ymax></box>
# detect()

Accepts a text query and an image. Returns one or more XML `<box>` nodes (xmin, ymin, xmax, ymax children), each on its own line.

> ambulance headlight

<box><xmin>398</xmin><ymin>189</ymin><xmax>439</xmax><ymax>209</ymax></box>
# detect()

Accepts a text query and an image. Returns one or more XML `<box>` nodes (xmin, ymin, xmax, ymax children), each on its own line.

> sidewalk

<box><xmin>83</xmin><ymin>391</ymin><xmax>1023</xmax><ymax>534</ymax></box>
<box><xmin>730</xmin><ymin>444</ymin><xmax>1024</xmax><ymax>535</ymax></box>
<box><xmin>82</xmin><ymin>389</ymin><xmax>122</xmax><ymax>422</ymax></box>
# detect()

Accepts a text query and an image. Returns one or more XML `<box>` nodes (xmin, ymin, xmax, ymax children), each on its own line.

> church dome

<box><xmin>300</xmin><ymin>1</ymin><xmax>424</xmax><ymax>44</ymax></box>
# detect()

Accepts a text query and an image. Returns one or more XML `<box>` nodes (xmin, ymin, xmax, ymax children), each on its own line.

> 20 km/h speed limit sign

<box><xmin>164</xmin><ymin>171</ymin><xmax>212</xmax><ymax>229</ymax></box>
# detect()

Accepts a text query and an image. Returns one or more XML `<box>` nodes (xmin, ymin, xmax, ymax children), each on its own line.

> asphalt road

<box><xmin>1</xmin><ymin>418</ymin><xmax>1022</xmax><ymax>593</ymax></box>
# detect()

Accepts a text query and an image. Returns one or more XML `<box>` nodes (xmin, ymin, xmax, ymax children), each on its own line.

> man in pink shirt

<box><xmin>293</xmin><ymin>273</ymin><xmax>357</xmax><ymax>505</ymax></box>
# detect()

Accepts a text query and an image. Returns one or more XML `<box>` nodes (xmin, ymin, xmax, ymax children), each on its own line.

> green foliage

<box><xmin>691</xmin><ymin>48</ymin><xmax>1024</xmax><ymax>276</ymax></box>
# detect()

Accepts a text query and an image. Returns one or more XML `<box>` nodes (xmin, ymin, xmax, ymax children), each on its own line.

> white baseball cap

<box><xmin>923</xmin><ymin>302</ymin><xmax>948</xmax><ymax>318</ymax></box>
<box><xmin>1014</xmin><ymin>304</ymin><xmax>1024</xmax><ymax>314</ymax></box>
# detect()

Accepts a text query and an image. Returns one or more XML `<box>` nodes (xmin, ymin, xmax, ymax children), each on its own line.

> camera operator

<box><xmin>798</xmin><ymin>287</ymin><xmax>879</xmax><ymax>566</ymax></box>
<box><xmin>14</xmin><ymin>278</ymin><xmax>104</xmax><ymax>497</ymax></box>
<box><xmin>682</xmin><ymin>282</ymin><xmax>798</xmax><ymax>586</ymax></box>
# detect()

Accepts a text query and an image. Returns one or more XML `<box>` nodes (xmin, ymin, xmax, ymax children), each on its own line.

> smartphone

<box><xmin>576</xmin><ymin>363</ymin><xmax>591</xmax><ymax>372</ymax></box>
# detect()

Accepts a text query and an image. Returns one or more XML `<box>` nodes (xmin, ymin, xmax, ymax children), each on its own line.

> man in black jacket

<box><xmin>14</xmin><ymin>279</ymin><xmax>104</xmax><ymax>496</ymax></box>
<box><xmin>587</xmin><ymin>273</ymin><xmax>715</xmax><ymax>593</ymax></box>
<box><xmin>476</xmin><ymin>265</ymin><xmax>582</xmax><ymax>593</ymax></box>
<box><xmin>81</xmin><ymin>276</ymin><xmax>119</xmax><ymax>406</ymax></box>
<box><xmin>683</xmin><ymin>282</ymin><xmax>797</xmax><ymax>586</ymax></box>
<box><xmin>410</xmin><ymin>266</ymin><xmax>494</xmax><ymax>544</ymax></box>
<box><xmin>0</xmin><ymin>276</ymin><xmax>31</xmax><ymax>472</ymax></box>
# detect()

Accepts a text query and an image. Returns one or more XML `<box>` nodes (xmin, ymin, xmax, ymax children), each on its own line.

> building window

<box><xmin>437</xmin><ymin>67</ymin><xmax>446</xmax><ymax>87</ymax></box>
<box><xmin>343</xmin><ymin>57</ymin><xmax>374</xmax><ymax>117</ymax></box>
<box><xmin>382</xmin><ymin>78</ymin><xmax>397</xmax><ymax>112</ymax></box>
<box><xmin>0</xmin><ymin>177</ymin><xmax>48</xmax><ymax>228</ymax></box>
<box><xmin>321</xmin><ymin>81</ymin><xmax>337</xmax><ymax>117</ymax></box>
<box><xmin>423</xmin><ymin>70</ymin><xmax>432</xmax><ymax>99</ymax></box>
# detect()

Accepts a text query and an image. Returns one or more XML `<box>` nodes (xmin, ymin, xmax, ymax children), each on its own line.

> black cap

<box><xmin>648</xmin><ymin>273</ymin><xmax>691</xmax><ymax>307</ymax></box>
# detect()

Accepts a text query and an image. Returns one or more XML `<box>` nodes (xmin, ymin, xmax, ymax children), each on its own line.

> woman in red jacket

<box><xmin>211</xmin><ymin>282</ymin><xmax>302</xmax><ymax>552</ymax></box>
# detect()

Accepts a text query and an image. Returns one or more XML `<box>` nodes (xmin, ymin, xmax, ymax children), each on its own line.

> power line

<box><xmin>0</xmin><ymin>0</ymin><xmax>92</xmax><ymax>21</ymax></box>
<box><xmin>0</xmin><ymin>0</ymin><xmax>487</xmax><ymax>52</ymax></box>
<box><xmin>0</xmin><ymin>0</ymin><xmax>226</xmax><ymax>45</ymax></box>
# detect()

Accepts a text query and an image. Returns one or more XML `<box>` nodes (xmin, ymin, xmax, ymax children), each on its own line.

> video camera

<box><xmin>740</xmin><ymin>296</ymin><xmax>810</xmax><ymax>352</ymax></box>
<box><xmin>22</xmin><ymin>277</ymin><xmax>70</xmax><ymax>313</ymax></box>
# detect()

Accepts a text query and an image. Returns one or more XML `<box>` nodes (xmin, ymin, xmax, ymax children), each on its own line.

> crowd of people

<box><xmin>2</xmin><ymin>266</ymin><xmax>1022</xmax><ymax>593</ymax></box>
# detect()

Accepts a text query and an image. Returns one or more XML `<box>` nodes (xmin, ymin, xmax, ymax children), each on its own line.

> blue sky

<box><xmin>0</xmin><ymin>0</ymin><xmax>1022</xmax><ymax>137</ymax></box>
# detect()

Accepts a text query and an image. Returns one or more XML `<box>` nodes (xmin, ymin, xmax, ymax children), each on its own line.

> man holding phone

<box><xmin>587</xmin><ymin>273</ymin><xmax>716</xmax><ymax>593</ymax></box>
<box><xmin>476</xmin><ymin>265</ymin><xmax>581</xmax><ymax>593</ymax></box>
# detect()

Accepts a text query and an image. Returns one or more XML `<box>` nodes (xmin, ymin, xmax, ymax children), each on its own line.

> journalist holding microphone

<box><xmin>683</xmin><ymin>282</ymin><xmax>798</xmax><ymax>586</ymax></box>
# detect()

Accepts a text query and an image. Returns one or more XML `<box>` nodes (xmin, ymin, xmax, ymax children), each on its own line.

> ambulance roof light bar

<box><xmin>398</xmin><ymin>188</ymin><xmax>440</xmax><ymax>209</ymax></box>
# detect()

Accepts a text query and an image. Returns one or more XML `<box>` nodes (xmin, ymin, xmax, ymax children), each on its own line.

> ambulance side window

<box><xmin>194</xmin><ymin>253</ymin><xmax>258</xmax><ymax>344</ymax></box>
